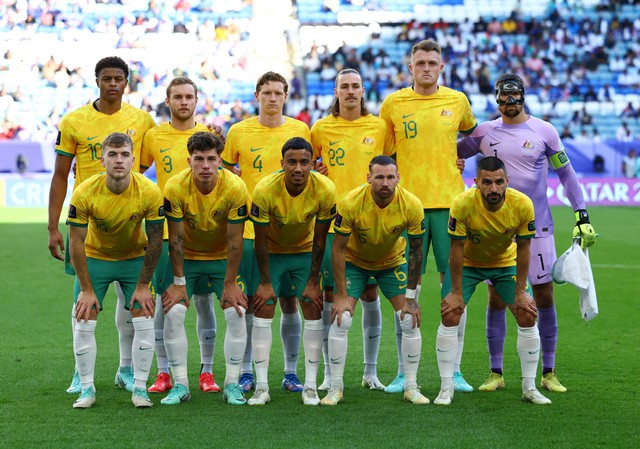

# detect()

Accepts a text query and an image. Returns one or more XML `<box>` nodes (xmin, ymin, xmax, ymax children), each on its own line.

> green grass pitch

<box><xmin>0</xmin><ymin>206</ymin><xmax>638</xmax><ymax>448</ymax></box>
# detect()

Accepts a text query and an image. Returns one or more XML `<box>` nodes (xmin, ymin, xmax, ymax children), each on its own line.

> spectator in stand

<box><xmin>622</xmin><ymin>148</ymin><xmax>637</xmax><ymax>178</ymax></box>
<box><xmin>560</xmin><ymin>125</ymin><xmax>575</xmax><ymax>139</ymax></box>
<box><xmin>617</xmin><ymin>122</ymin><xmax>634</xmax><ymax>141</ymax></box>
<box><xmin>621</xmin><ymin>102</ymin><xmax>639</xmax><ymax>119</ymax></box>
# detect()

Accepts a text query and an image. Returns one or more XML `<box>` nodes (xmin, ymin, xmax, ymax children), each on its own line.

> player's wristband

<box><xmin>173</xmin><ymin>276</ymin><xmax>186</xmax><ymax>286</ymax></box>
<box><xmin>405</xmin><ymin>288</ymin><xmax>417</xmax><ymax>300</ymax></box>
<box><xmin>574</xmin><ymin>209</ymin><xmax>590</xmax><ymax>225</ymax></box>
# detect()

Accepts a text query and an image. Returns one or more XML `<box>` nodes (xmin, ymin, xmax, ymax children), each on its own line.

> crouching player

<box><xmin>162</xmin><ymin>132</ymin><xmax>250</xmax><ymax>405</ymax></box>
<box><xmin>322</xmin><ymin>155</ymin><xmax>428</xmax><ymax>406</ymax></box>
<box><xmin>434</xmin><ymin>156</ymin><xmax>550</xmax><ymax>406</ymax></box>
<box><xmin>69</xmin><ymin>132</ymin><xmax>164</xmax><ymax>409</ymax></box>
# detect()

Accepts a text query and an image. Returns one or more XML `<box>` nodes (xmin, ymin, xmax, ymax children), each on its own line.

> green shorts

<box><xmin>403</xmin><ymin>208</ymin><xmax>449</xmax><ymax>274</ymax></box>
<box><xmin>441</xmin><ymin>265</ymin><xmax>533</xmax><ymax>304</ymax></box>
<box><xmin>183</xmin><ymin>259</ymin><xmax>246</xmax><ymax>300</ymax></box>
<box><xmin>268</xmin><ymin>253</ymin><xmax>313</xmax><ymax>304</ymax></box>
<box><xmin>73</xmin><ymin>257</ymin><xmax>145</xmax><ymax>310</ymax></box>
<box><xmin>322</xmin><ymin>233</ymin><xmax>377</xmax><ymax>290</ymax></box>
<box><xmin>345</xmin><ymin>262</ymin><xmax>407</xmax><ymax>300</ymax></box>
<box><xmin>240</xmin><ymin>239</ymin><xmax>296</xmax><ymax>297</ymax></box>
<box><xmin>152</xmin><ymin>241</ymin><xmax>225</xmax><ymax>297</ymax></box>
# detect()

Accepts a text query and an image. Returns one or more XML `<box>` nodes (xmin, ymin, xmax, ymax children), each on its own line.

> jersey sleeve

<box><xmin>228</xmin><ymin>181</ymin><xmax>250</xmax><ymax>224</ymax></box>
<box><xmin>333</xmin><ymin>199</ymin><xmax>353</xmax><ymax>236</ymax></box>
<box><xmin>249</xmin><ymin>183</ymin><xmax>270</xmax><ymax>226</ymax></box>
<box><xmin>379</xmin><ymin>99</ymin><xmax>396</xmax><ymax>157</ymax></box>
<box><xmin>310</xmin><ymin>121</ymin><xmax>323</xmax><ymax>160</ymax></box>
<box><xmin>316</xmin><ymin>179</ymin><xmax>337</xmax><ymax>223</ymax></box>
<box><xmin>163</xmin><ymin>180</ymin><xmax>184</xmax><ymax>222</ymax></box>
<box><xmin>222</xmin><ymin>125</ymin><xmax>240</xmax><ymax>166</ymax></box>
<box><xmin>68</xmin><ymin>189</ymin><xmax>88</xmax><ymax>227</ymax></box>
<box><xmin>458</xmin><ymin>94</ymin><xmax>477</xmax><ymax>135</ymax></box>
<box><xmin>55</xmin><ymin>116</ymin><xmax>77</xmax><ymax>157</ymax></box>
<box><xmin>406</xmin><ymin>196</ymin><xmax>425</xmax><ymax>238</ymax></box>
<box><xmin>447</xmin><ymin>195</ymin><xmax>467</xmax><ymax>240</ymax></box>
<box><xmin>140</xmin><ymin>131</ymin><xmax>155</xmax><ymax>170</ymax></box>
<box><xmin>144</xmin><ymin>183</ymin><xmax>165</xmax><ymax>224</ymax></box>
<box><xmin>515</xmin><ymin>196</ymin><xmax>536</xmax><ymax>240</ymax></box>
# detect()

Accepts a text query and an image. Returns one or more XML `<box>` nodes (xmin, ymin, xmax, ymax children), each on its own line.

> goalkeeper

<box><xmin>457</xmin><ymin>72</ymin><xmax>596</xmax><ymax>394</ymax></box>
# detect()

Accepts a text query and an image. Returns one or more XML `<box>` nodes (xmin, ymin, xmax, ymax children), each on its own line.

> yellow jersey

<box><xmin>448</xmin><ymin>187</ymin><xmax>536</xmax><ymax>268</ymax></box>
<box><xmin>55</xmin><ymin>102</ymin><xmax>156</xmax><ymax>189</ymax></box>
<box><xmin>310</xmin><ymin>113</ymin><xmax>392</xmax><ymax>200</ymax></box>
<box><xmin>379</xmin><ymin>86</ymin><xmax>476</xmax><ymax>208</ymax></box>
<box><xmin>68</xmin><ymin>172</ymin><xmax>164</xmax><ymax>261</ymax></box>
<box><xmin>250</xmin><ymin>170</ymin><xmax>336</xmax><ymax>254</ymax></box>
<box><xmin>164</xmin><ymin>167</ymin><xmax>249</xmax><ymax>261</ymax></box>
<box><xmin>334</xmin><ymin>184</ymin><xmax>424</xmax><ymax>270</ymax></box>
<box><xmin>223</xmin><ymin>116</ymin><xmax>311</xmax><ymax>239</ymax></box>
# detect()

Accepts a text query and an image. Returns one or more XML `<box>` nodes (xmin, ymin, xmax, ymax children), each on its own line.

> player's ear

<box><xmin>187</xmin><ymin>156</ymin><xmax>192</xmax><ymax>167</ymax></box>
<box><xmin>281</xmin><ymin>159</ymin><xmax>284</xmax><ymax>169</ymax></box>
<box><xmin>367</xmin><ymin>172</ymin><xmax>372</xmax><ymax>184</ymax></box>
<box><xmin>100</xmin><ymin>156</ymin><xmax>105</xmax><ymax>167</ymax></box>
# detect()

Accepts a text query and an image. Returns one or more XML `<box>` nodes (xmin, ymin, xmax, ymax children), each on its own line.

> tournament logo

<box><xmin>334</xmin><ymin>213</ymin><xmax>343</xmax><ymax>228</ymax></box>
<box><xmin>528</xmin><ymin>220</ymin><xmax>536</xmax><ymax>232</ymax></box>
<box><xmin>448</xmin><ymin>216</ymin><xmax>456</xmax><ymax>232</ymax></box>
<box><xmin>158</xmin><ymin>206</ymin><xmax>165</xmax><ymax>217</ymax></box>
<box><xmin>238</xmin><ymin>205</ymin><xmax>248</xmax><ymax>217</ymax></box>
<box><xmin>163</xmin><ymin>198</ymin><xmax>172</xmax><ymax>213</ymax></box>
<box><xmin>68</xmin><ymin>204</ymin><xmax>77</xmax><ymax>219</ymax></box>
<box><xmin>56</xmin><ymin>131</ymin><xmax>61</xmax><ymax>146</ymax></box>
<box><xmin>250</xmin><ymin>203</ymin><xmax>260</xmax><ymax>218</ymax></box>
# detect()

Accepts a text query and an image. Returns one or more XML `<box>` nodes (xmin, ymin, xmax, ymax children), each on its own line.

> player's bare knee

<box><xmin>279</xmin><ymin>296</ymin><xmax>298</xmax><ymax>314</ymax></box>
<box><xmin>254</xmin><ymin>303</ymin><xmax>276</xmax><ymax>319</ymax></box>
<box><xmin>532</xmin><ymin>282</ymin><xmax>554</xmax><ymax>308</ymax></box>
<box><xmin>361</xmin><ymin>284</ymin><xmax>378</xmax><ymax>302</ymax></box>
<box><xmin>300</xmin><ymin>300</ymin><xmax>321</xmax><ymax>320</ymax></box>
<box><xmin>442</xmin><ymin>310</ymin><xmax>462</xmax><ymax>327</ymax></box>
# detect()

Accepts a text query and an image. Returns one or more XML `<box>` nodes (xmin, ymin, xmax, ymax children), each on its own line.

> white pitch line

<box><xmin>592</xmin><ymin>264</ymin><xmax>640</xmax><ymax>269</ymax></box>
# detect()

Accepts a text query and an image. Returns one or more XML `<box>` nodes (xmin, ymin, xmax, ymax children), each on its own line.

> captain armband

<box><xmin>549</xmin><ymin>150</ymin><xmax>570</xmax><ymax>169</ymax></box>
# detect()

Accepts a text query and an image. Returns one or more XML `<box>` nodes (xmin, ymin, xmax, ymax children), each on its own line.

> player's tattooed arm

<box><xmin>407</xmin><ymin>236</ymin><xmax>423</xmax><ymax>290</ymax></box>
<box><xmin>167</xmin><ymin>220</ymin><xmax>185</xmax><ymax>277</ymax></box>
<box><xmin>139</xmin><ymin>221</ymin><xmax>164</xmax><ymax>286</ymax></box>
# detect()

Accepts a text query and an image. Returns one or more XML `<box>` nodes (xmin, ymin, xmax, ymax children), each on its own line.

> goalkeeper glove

<box><xmin>572</xmin><ymin>209</ymin><xmax>597</xmax><ymax>249</ymax></box>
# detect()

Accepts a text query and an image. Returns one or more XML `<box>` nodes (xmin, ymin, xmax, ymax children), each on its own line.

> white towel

<box><xmin>552</xmin><ymin>241</ymin><xmax>598</xmax><ymax>321</ymax></box>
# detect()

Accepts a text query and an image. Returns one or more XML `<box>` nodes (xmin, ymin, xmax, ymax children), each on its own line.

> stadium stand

<box><xmin>0</xmin><ymin>0</ymin><xmax>638</xmax><ymax>175</ymax></box>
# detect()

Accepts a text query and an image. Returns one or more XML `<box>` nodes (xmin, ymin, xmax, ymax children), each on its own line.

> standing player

<box><xmin>457</xmin><ymin>73</ymin><xmax>597</xmax><ymax>393</ymax></box>
<box><xmin>68</xmin><ymin>132</ymin><xmax>164</xmax><ymax>409</ymax></box>
<box><xmin>434</xmin><ymin>156</ymin><xmax>550</xmax><ymax>406</ymax></box>
<box><xmin>161</xmin><ymin>132</ymin><xmax>250</xmax><ymax>405</ymax></box>
<box><xmin>140</xmin><ymin>77</ymin><xmax>221</xmax><ymax>395</ymax></box>
<box><xmin>223</xmin><ymin>72</ymin><xmax>311</xmax><ymax>393</ymax></box>
<box><xmin>248</xmin><ymin>137</ymin><xmax>336</xmax><ymax>406</ymax></box>
<box><xmin>310</xmin><ymin>68</ymin><xmax>392</xmax><ymax>391</ymax></box>
<box><xmin>379</xmin><ymin>39</ymin><xmax>477</xmax><ymax>393</ymax></box>
<box><xmin>48</xmin><ymin>56</ymin><xmax>156</xmax><ymax>394</ymax></box>
<box><xmin>321</xmin><ymin>155</ymin><xmax>428</xmax><ymax>406</ymax></box>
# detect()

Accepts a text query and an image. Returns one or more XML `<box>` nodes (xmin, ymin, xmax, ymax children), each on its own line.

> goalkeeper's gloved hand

<box><xmin>572</xmin><ymin>209</ymin><xmax>597</xmax><ymax>249</ymax></box>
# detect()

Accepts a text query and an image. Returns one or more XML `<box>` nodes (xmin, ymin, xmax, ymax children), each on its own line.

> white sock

<box><xmin>303</xmin><ymin>319</ymin><xmax>323</xmax><ymax>390</ymax></box>
<box><xmin>223</xmin><ymin>307</ymin><xmax>247</xmax><ymax>386</ymax></box>
<box><xmin>398</xmin><ymin>310</ymin><xmax>421</xmax><ymax>389</ymax></box>
<box><xmin>74</xmin><ymin>319</ymin><xmax>97</xmax><ymax>390</ymax></box>
<box><xmin>517</xmin><ymin>325</ymin><xmax>540</xmax><ymax>391</ymax></box>
<box><xmin>454</xmin><ymin>308</ymin><xmax>467</xmax><ymax>373</ymax></box>
<box><xmin>394</xmin><ymin>311</ymin><xmax>404</xmax><ymax>375</ymax></box>
<box><xmin>193</xmin><ymin>293</ymin><xmax>216</xmax><ymax>374</ymax></box>
<box><xmin>115</xmin><ymin>281</ymin><xmax>134</xmax><ymax>368</ymax></box>
<box><xmin>328</xmin><ymin>311</ymin><xmax>352</xmax><ymax>391</ymax></box>
<box><xmin>361</xmin><ymin>297</ymin><xmax>381</xmax><ymax>378</ymax></box>
<box><xmin>321</xmin><ymin>301</ymin><xmax>332</xmax><ymax>379</ymax></box>
<box><xmin>164</xmin><ymin>304</ymin><xmax>189</xmax><ymax>388</ymax></box>
<box><xmin>242</xmin><ymin>312</ymin><xmax>254</xmax><ymax>374</ymax></box>
<box><xmin>280</xmin><ymin>310</ymin><xmax>301</xmax><ymax>375</ymax></box>
<box><xmin>252</xmin><ymin>317</ymin><xmax>273</xmax><ymax>390</ymax></box>
<box><xmin>436</xmin><ymin>323</ymin><xmax>458</xmax><ymax>389</ymax></box>
<box><xmin>154</xmin><ymin>294</ymin><xmax>169</xmax><ymax>374</ymax></box>
<box><xmin>71</xmin><ymin>303</ymin><xmax>77</xmax><ymax>372</ymax></box>
<box><xmin>132</xmin><ymin>316</ymin><xmax>155</xmax><ymax>390</ymax></box>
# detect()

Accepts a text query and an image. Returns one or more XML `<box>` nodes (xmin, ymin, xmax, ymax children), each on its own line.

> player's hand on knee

<box><xmin>161</xmin><ymin>284</ymin><xmax>188</xmax><ymax>313</ymax></box>
<box><xmin>76</xmin><ymin>291</ymin><xmax>99</xmax><ymax>322</ymax></box>
<box><xmin>221</xmin><ymin>281</ymin><xmax>248</xmax><ymax>316</ymax></box>
<box><xmin>253</xmin><ymin>282</ymin><xmax>276</xmax><ymax>311</ymax></box>
<box><xmin>401</xmin><ymin>298</ymin><xmax>421</xmax><ymax>328</ymax></box>
<box><xmin>302</xmin><ymin>280</ymin><xmax>323</xmax><ymax>313</ymax></box>
<box><xmin>331</xmin><ymin>296</ymin><xmax>353</xmax><ymax>327</ymax></box>
<box><xmin>515</xmin><ymin>291</ymin><xmax>537</xmax><ymax>319</ymax></box>
<box><xmin>572</xmin><ymin>209</ymin><xmax>597</xmax><ymax>249</ymax></box>
<box><xmin>132</xmin><ymin>285</ymin><xmax>155</xmax><ymax>317</ymax></box>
